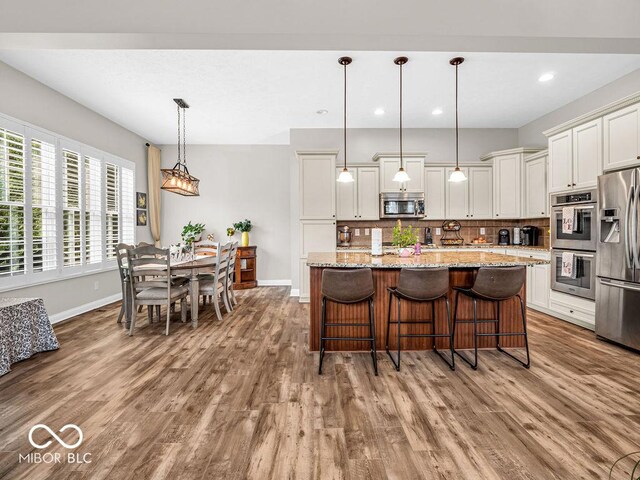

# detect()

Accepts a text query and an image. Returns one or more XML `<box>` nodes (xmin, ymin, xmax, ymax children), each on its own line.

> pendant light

<box><xmin>392</xmin><ymin>56</ymin><xmax>411</xmax><ymax>183</ymax></box>
<box><xmin>161</xmin><ymin>98</ymin><xmax>200</xmax><ymax>196</ymax></box>
<box><xmin>337</xmin><ymin>56</ymin><xmax>355</xmax><ymax>183</ymax></box>
<box><xmin>448</xmin><ymin>57</ymin><xmax>467</xmax><ymax>183</ymax></box>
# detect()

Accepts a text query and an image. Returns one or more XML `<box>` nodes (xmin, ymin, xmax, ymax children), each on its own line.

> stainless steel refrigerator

<box><xmin>596</xmin><ymin>168</ymin><xmax>640</xmax><ymax>350</ymax></box>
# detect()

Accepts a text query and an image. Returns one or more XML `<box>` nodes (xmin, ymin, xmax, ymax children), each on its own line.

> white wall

<box><xmin>0</xmin><ymin>60</ymin><xmax>152</xmax><ymax>317</ymax></box>
<box><xmin>288</xmin><ymin>127</ymin><xmax>519</xmax><ymax>292</ymax></box>
<box><xmin>518</xmin><ymin>68</ymin><xmax>640</xmax><ymax>147</ymax></box>
<box><xmin>159</xmin><ymin>144</ymin><xmax>291</xmax><ymax>283</ymax></box>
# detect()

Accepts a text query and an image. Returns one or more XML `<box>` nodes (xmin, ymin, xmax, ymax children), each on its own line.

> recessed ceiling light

<box><xmin>432</xmin><ymin>108</ymin><xmax>443</xmax><ymax>115</ymax></box>
<box><xmin>538</xmin><ymin>72</ymin><xmax>555</xmax><ymax>82</ymax></box>
<box><xmin>374</xmin><ymin>108</ymin><xmax>385</xmax><ymax>116</ymax></box>
<box><xmin>316</xmin><ymin>109</ymin><xmax>328</xmax><ymax>115</ymax></box>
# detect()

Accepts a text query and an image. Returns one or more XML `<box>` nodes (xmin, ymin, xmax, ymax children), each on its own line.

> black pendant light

<box><xmin>392</xmin><ymin>56</ymin><xmax>411</xmax><ymax>183</ymax></box>
<box><xmin>161</xmin><ymin>98</ymin><xmax>200</xmax><ymax>196</ymax></box>
<box><xmin>448</xmin><ymin>57</ymin><xmax>467</xmax><ymax>183</ymax></box>
<box><xmin>337</xmin><ymin>56</ymin><xmax>354</xmax><ymax>183</ymax></box>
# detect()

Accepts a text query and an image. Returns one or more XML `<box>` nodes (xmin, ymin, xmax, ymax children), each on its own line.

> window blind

<box><xmin>31</xmin><ymin>138</ymin><xmax>57</xmax><ymax>273</ymax></box>
<box><xmin>0</xmin><ymin>127</ymin><xmax>25</xmax><ymax>277</ymax></box>
<box><xmin>63</xmin><ymin>149</ymin><xmax>82</xmax><ymax>267</ymax></box>
<box><xmin>84</xmin><ymin>156</ymin><xmax>102</xmax><ymax>265</ymax></box>
<box><xmin>105</xmin><ymin>163</ymin><xmax>119</xmax><ymax>260</ymax></box>
<box><xmin>121</xmin><ymin>167</ymin><xmax>135</xmax><ymax>245</ymax></box>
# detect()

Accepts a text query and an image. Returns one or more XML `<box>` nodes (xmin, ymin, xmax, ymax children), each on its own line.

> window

<box><xmin>0</xmin><ymin>113</ymin><xmax>136</xmax><ymax>290</ymax></box>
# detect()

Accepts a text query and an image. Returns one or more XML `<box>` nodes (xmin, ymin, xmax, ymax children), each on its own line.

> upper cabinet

<box><xmin>524</xmin><ymin>150</ymin><xmax>548</xmax><ymax>218</ymax></box>
<box><xmin>444</xmin><ymin>166</ymin><xmax>492</xmax><ymax>219</ymax></box>
<box><xmin>336</xmin><ymin>166</ymin><xmax>379</xmax><ymax>220</ymax></box>
<box><xmin>603</xmin><ymin>103</ymin><xmax>640</xmax><ymax>172</ymax></box>
<box><xmin>548</xmin><ymin>119</ymin><xmax>602</xmax><ymax>194</ymax></box>
<box><xmin>374</xmin><ymin>153</ymin><xmax>425</xmax><ymax>193</ymax></box>
<box><xmin>424</xmin><ymin>167</ymin><xmax>446</xmax><ymax>219</ymax></box>
<box><xmin>298</xmin><ymin>152</ymin><xmax>336</xmax><ymax>219</ymax></box>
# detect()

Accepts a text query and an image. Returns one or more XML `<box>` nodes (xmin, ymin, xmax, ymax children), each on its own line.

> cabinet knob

<box><xmin>567</xmin><ymin>184</ymin><xmax>571</xmax><ymax>187</ymax></box>
<box><xmin>496</xmin><ymin>214</ymin><xmax>499</xmax><ymax>217</ymax></box>
<box><xmin>637</xmin><ymin>155</ymin><xmax>640</xmax><ymax>159</ymax></box>
<box><xmin>572</xmin><ymin>183</ymin><xmax>576</xmax><ymax>186</ymax></box>
<box><xmin>470</xmin><ymin>215</ymin><xmax>473</xmax><ymax>217</ymax></box>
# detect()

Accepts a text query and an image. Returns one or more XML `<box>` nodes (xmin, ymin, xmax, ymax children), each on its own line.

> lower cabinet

<box><xmin>527</xmin><ymin>263</ymin><xmax>550</xmax><ymax>310</ymax></box>
<box><xmin>299</xmin><ymin>219</ymin><xmax>336</xmax><ymax>303</ymax></box>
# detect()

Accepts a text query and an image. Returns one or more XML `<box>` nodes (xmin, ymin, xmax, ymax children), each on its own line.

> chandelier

<box><xmin>161</xmin><ymin>98</ymin><xmax>200</xmax><ymax>196</ymax></box>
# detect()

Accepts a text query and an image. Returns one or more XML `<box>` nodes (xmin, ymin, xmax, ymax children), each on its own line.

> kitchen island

<box><xmin>307</xmin><ymin>251</ymin><xmax>549</xmax><ymax>352</ymax></box>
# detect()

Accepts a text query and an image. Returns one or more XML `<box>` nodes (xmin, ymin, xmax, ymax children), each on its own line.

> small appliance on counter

<box><xmin>498</xmin><ymin>229</ymin><xmax>510</xmax><ymax>245</ymax></box>
<box><xmin>425</xmin><ymin>227</ymin><xmax>433</xmax><ymax>245</ymax></box>
<box><xmin>371</xmin><ymin>228</ymin><xmax>383</xmax><ymax>256</ymax></box>
<box><xmin>513</xmin><ymin>227</ymin><xmax>521</xmax><ymax>245</ymax></box>
<box><xmin>521</xmin><ymin>226</ymin><xmax>539</xmax><ymax>246</ymax></box>
<box><xmin>337</xmin><ymin>226</ymin><xmax>352</xmax><ymax>247</ymax></box>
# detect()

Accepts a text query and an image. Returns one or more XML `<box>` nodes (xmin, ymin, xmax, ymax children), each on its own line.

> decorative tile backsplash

<box><xmin>337</xmin><ymin>218</ymin><xmax>551</xmax><ymax>248</ymax></box>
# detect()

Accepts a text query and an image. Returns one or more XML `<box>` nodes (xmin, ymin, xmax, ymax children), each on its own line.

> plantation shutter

<box><xmin>105</xmin><ymin>163</ymin><xmax>119</xmax><ymax>259</ymax></box>
<box><xmin>0</xmin><ymin>127</ymin><xmax>25</xmax><ymax>277</ymax></box>
<box><xmin>62</xmin><ymin>149</ymin><xmax>82</xmax><ymax>267</ymax></box>
<box><xmin>31</xmin><ymin>137</ymin><xmax>57</xmax><ymax>272</ymax></box>
<box><xmin>84</xmin><ymin>156</ymin><xmax>102</xmax><ymax>264</ymax></box>
<box><xmin>121</xmin><ymin>166</ymin><xmax>135</xmax><ymax>245</ymax></box>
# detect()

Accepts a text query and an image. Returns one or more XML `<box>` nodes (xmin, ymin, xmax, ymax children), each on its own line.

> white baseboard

<box><xmin>290</xmin><ymin>289</ymin><xmax>300</xmax><ymax>297</ymax></box>
<box><xmin>257</xmin><ymin>279</ymin><xmax>292</xmax><ymax>287</ymax></box>
<box><xmin>49</xmin><ymin>293</ymin><xmax>122</xmax><ymax>325</ymax></box>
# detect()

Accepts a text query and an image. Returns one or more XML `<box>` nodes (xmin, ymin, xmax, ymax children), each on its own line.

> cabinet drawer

<box><xmin>238</xmin><ymin>247</ymin><xmax>256</xmax><ymax>258</ymax></box>
<box><xmin>549</xmin><ymin>299</ymin><xmax>595</xmax><ymax>326</ymax></box>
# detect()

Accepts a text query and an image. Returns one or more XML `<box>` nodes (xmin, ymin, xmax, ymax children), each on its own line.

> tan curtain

<box><xmin>147</xmin><ymin>145</ymin><xmax>162</xmax><ymax>246</ymax></box>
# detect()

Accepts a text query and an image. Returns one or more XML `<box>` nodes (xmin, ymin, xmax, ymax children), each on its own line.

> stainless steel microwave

<box><xmin>380</xmin><ymin>192</ymin><xmax>425</xmax><ymax>219</ymax></box>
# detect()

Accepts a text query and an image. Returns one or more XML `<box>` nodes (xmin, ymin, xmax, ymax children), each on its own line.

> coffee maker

<box><xmin>521</xmin><ymin>226</ymin><xmax>539</xmax><ymax>246</ymax></box>
<box><xmin>512</xmin><ymin>227</ymin><xmax>521</xmax><ymax>245</ymax></box>
<box><xmin>498</xmin><ymin>229</ymin><xmax>510</xmax><ymax>245</ymax></box>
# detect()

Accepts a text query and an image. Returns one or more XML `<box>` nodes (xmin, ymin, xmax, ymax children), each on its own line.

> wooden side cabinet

<box><xmin>234</xmin><ymin>246</ymin><xmax>257</xmax><ymax>290</ymax></box>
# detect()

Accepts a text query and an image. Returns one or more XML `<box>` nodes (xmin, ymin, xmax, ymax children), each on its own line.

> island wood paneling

<box><xmin>309</xmin><ymin>267</ymin><xmax>525</xmax><ymax>352</ymax></box>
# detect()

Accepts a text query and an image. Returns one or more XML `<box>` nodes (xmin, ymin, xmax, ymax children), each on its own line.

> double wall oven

<box><xmin>550</xmin><ymin>189</ymin><xmax>597</xmax><ymax>300</ymax></box>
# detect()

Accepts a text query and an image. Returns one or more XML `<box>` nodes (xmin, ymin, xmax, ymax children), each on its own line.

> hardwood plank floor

<box><xmin>0</xmin><ymin>287</ymin><xmax>639</xmax><ymax>479</ymax></box>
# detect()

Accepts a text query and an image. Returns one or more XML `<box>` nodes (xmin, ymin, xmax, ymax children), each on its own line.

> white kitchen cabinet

<box><xmin>445</xmin><ymin>167</ymin><xmax>469</xmax><ymax>218</ymax></box>
<box><xmin>603</xmin><ymin>103</ymin><xmax>640</xmax><ymax>172</ymax></box>
<box><xmin>336</xmin><ymin>167</ymin><xmax>380</xmax><ymax>221</ymax></box>
<box><xmin>528</xmin><ymin>263</ymin><xmax>550</xmax><ymax>310</ymax></box>
<box><xmin>299</xmin><ymin>153</ymin><xmax>336</xmax><ymax>219</ymax></box>
<box><xmin>548</xmin><ymin>130</ymin><xmax>573</xmax><ymax>193</ymax></box>
<box><xmin>468</xmin><ymin>166</ymin><xmax>493</xmax><ymax>219</ymax></box>
<box><xmin>375</xmin><ymin>154</ymin><xmax>425</xmax><ymax>192</ymax></box>
<box><xmin>424</xmin><ymin>167</ymin><xmax>446</xmax><ymax>219</ymax></box>
<box><xmin>572</xmin><ymin>119</ymin><xmax>602</xmax><ymax>189</ymax></box>
<box><xmin>493</xmin><ymin>154</ymin><xmax>522</xmax><ymax>218</ymax></box>
<box><xmin>524</xmin><ymin>151</ymin><xmax>548</xmax><ymax>218</ymax></box>
<box><xmin>299</xmin><ymin>219</ymin><xmax>336</xmax><ymax>302</ymax></box>
<box><xmin>356</xmin><ymin>167</ymin><xmax>380</xmax><ymax>220</ymax></box>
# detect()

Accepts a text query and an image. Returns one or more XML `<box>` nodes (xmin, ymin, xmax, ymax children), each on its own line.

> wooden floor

<box><xmin>1</xmin><ymin>287</ymin><xmax>639</xmax><ymax>479</ymax></box>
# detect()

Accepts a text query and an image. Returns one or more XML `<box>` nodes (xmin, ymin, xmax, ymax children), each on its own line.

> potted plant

<box><xmin>392</xmin><ymin>223</ymin><xmax>418</xmax><ymax>257</ymax></box>
<box><xmin>181</xmin><ymin>221</ymin><xmax>205</xmax><ymax>248</ymax></box>
<box><xmin>233</xmin><ymin>219</ymin><xmax>253</xmax><ymax>247</ymax></box>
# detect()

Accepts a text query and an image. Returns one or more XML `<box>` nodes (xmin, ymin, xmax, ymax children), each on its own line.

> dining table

<box><xmin>124</xmin><ymin>254</ymin><xmax>218</xmax><ymax>329</ymax></box>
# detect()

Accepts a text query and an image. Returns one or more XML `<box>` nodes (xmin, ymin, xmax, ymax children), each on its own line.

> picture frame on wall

<box><xmin>136</xmin><ymin>210</ymin><xmax>147</xmax><ymax>226</ymax></box>
<box><xmin>136</xmin><ymin>192</ymin><xmax>147</xmax><ymax>210</ymax></box>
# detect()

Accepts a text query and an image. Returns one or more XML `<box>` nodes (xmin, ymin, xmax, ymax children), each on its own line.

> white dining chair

<box><xmin>198</xmin><ymin>241</ymin><xmax>232</xmax><ymax>321</ymax></box>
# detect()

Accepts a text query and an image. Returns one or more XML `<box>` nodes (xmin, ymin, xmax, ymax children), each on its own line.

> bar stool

<box><xmin>318</xmin><ymin>268</ymin><xmax>378</xmax><ymax>376</ymax></box>
<box><xmin>385</xmin><ymin>268</ymin><xmax>455</xmax><ymax>371</ymax></box>
<box><xmin>452</xmin><ymin>266</ymin><xmax>530</xmax><ymax>370</ymax></box>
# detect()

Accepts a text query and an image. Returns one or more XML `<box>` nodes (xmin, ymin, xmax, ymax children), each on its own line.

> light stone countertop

<box><xmin>307</xmin><ymin>251</ymin><xmax>550</xmax><ymax>269</ymax></box>
<box><xmin>336</xmin><ymin>244</ymin><xmax>549</xmax><ymax>253</ymax></box>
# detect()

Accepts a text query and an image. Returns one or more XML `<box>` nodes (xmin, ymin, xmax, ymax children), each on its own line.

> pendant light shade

<box><xmin>448</xmin><ymin>57</ymin><xmax>467</xmax><ymax>183</ymax></box>
<box><xmin>161</xmin><ymin>98</ymin><xmax>200</xmax><ymax>196</ymax></box>
<box><xmin>336</xmin><ymin>56</ymin><xmax>355</xmax><ymax>183</ymax></box>
<box><xmin>393</xmin><ymin>56</ymin><xmax>411</xmax><ymax>184</ymax></box>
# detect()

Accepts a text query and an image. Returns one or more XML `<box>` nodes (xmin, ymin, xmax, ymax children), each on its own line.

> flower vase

<box><xmin>398</xmin><ymin>247</ymin><xmax>413</xmax><ymax>258</ymax></box>
<box><xmin>241</xmin><ymin>231</ymin><xmax>250</xmax><ymax>247</ymax></box>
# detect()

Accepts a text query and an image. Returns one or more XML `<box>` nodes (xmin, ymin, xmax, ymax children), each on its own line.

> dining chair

<box><xmin>115</xmin><ymin>243</ymin><xmax>133</xmax><ymax>324</ymax></box>
<box><xmin>199</xmin><ymin>241</ymin><xmax>232</xmax><ymax>321</ymax></box>
<box><xmin>225</xmin><ymin>242</ymin><xmax>239</xmax><ymax>309</ymax></box>
<box><xmin>193</xmin><ymin>240</ymin><xmax>219</xmax><ymax>282</ymax></box>
<box><xmin>127</xmin><ymin>245</ymin><xmax>189</xmax><ymax>336</ymax></box>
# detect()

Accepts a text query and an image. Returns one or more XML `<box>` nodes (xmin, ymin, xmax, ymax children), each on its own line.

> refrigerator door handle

<box><xmin>636</xmin><ymin>181</ymin><xmax>640</xmax><ymax>268</ymax></box>
<box><xmin>600</xmin><ymin>278</ymin><xmax>640</xmax><ymax>292</ymax></box>
<box><xmin>626</xmin><ymin>185</ymin><xmax>634</xmax><ymax>269</ymax></box>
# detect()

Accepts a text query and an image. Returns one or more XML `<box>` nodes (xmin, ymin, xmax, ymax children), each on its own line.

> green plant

<box><xmin>181</xmin><ymin>221</ymin><xmax>205</xmax><ymax>245</ymax></box>
<box><xmin>226</xmin><ymin>227</ymin><xmax>236</xmax><ymax>237</ymax></box>
<box><xmin>392</xmin><ymin>224</ymin><xmax>418</xmax><ymax>248</ymax></box>
<box><xmin>233</xmin><ymin>219</ymin><xmax>253</xmax><ymax>233</ymax></box>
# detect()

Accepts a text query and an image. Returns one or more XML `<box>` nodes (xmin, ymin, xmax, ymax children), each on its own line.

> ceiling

<box><xmin>1</xmin><ymin>50</ymin><xmax>639</xmax><ymax>144</ymax></box>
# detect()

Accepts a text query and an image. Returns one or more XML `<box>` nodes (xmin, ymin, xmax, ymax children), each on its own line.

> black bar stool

<box><xmin>318</xmin><ymin>268</ymin><xmax>378</xmax><ymax>376</ymax></box>
<box><xmin>385</xmin><ymin>268</ymin><xmax>454</xmax><ymax>371</ymax></box>
<box><xmin>452</xmin><ymin>266</ymin><xmax>530</xmax><ymax>370</ymax></box>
